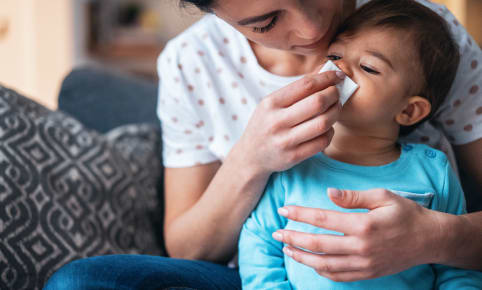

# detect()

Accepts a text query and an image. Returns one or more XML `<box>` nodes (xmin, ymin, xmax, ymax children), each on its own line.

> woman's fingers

<box><xmin>280</xmin><ymin>86</ymin><xmax>340</xmax><ymax>127</ymax></box>
<box><xmin>316</xmin><ymin>271</ymin><xmax>375</xmax><ymax>283</ymax></box>
<box><xmin>239</xmin><ymin>71</ymin><xmax>344</xmax><ymax>173</ymax></box>
<box><xmin>291</xmin><ymin>127</ymin><xmax>335</xmax><ymax>161</ymax></box>
<box><xmin>270</xmin><ymin>71</ymin><xmax>344</xmax><ymax>108</ymax></box>
<box><xmin>287</xmin><ymin>100</ymin><xmax>341</xmax><ymax>145</ymax></box>
<box><xmin>282</xmin><ymin>246</ymin><xmax>369</xmax><ymax>274</ymax></box>
<box><xmin>278</xmin><ymin>206</ymin><xmax>368</xmax><ymax>235</ymax></box>
<box><xmin>273</xmin><ymin>230</ymin><xmax>359</xmax><ymax>255</ymax></box>
<box><xmin>328</xmin><ymin>188</ymin><xmax>399</xmax><ymax>210</ymax></box>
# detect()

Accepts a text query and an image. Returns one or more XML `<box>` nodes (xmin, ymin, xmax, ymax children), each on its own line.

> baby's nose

<box><xmin>334</xmin><ymin>60</ymin><xmax>354</xmax><ymax>78</ymax></box>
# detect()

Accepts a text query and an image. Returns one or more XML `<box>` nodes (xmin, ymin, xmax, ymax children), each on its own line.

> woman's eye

<box><xmin>252</xmin><ymin>16</ymin><xmax>278</xmax><ymax>33</ymax></box>
<box><xmin>326</xmin><ymin>54</ymin><xmax>341</xmax><ymax>61</ymax></box>
<box><xmin>361</xmin><ymin>65</ymin><xmax>380</xmax><ymax>75</ymax></box>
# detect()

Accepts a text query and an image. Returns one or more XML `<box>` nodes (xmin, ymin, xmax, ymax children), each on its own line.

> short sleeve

<box><xmin>157</xmin><ymin>42</ymin><xmax>218</xmax><ymax>168</ymax></box>
<box><xmin>432</xmin><ymin>6</ymin><xmax>482</xmax><ymax>145</ymax></box>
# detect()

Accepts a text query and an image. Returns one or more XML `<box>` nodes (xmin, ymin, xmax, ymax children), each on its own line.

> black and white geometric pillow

<box><xmin>0</xmin><ymin>86</ymin><xmax>164</xmax><ymax>290</ymax></box>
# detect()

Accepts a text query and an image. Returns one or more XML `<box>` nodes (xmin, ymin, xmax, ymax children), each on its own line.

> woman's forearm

<box><xmin>438</xmin><ymin>140</ymin><xmax>482</xmax><ymax>269</ymax></box>
<box><xmin>435</xmin><ymin>211</ymin><xmax>482</xmax><ymax>270</ymax></box>
<box><xmin>164</xmin><ymin>143</ymin><xmax>271</xmax><ymax>263</ymax></box>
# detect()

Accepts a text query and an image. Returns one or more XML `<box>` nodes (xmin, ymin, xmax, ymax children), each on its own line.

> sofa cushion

<box><xmin>0</xmin><ymin>86</ymin><xmax>164</xmax><ymax>290</ymax></box>
<box><xmin>58</xmin><ymin>67</ymin><xmax>159</xmax><ymax>133</ymax></box>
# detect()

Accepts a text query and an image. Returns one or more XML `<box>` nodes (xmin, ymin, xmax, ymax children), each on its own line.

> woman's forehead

<box><xmin>213</xmin><ymin>0</ymin><xmax>281</xmax><ymax>21</ymax></box>
<box><xmin>213</xmin><ymin>0</ymin><xmax>341</xmax><ymax>22</ymax></box>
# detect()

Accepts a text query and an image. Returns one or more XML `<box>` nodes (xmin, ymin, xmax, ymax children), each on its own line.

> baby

<box><xmin>238</xmin><ymin>0</ymin><xmax>482</xmax><ymax>289</ymax></box>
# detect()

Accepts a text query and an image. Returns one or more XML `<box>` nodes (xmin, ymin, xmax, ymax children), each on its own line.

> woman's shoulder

<box><xmin>357</xmin><ymin>0</ymin><xmax>473</xmax><ymax>48</ymax></box>
<box><xmin>157</xmin><ymin>13</ymin><xmax>251</xmax><ymax>87</ymax></box>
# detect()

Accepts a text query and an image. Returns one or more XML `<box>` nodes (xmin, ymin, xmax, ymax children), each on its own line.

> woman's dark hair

<box><xmin>179</xmin><ymin>0</ymin><xmax>215</xmax><ymax>13</ymax></box>
<box><xmin>335</xmin><ymin>0</ymin><xmax>460</xmax><ymax>136</ymax></box>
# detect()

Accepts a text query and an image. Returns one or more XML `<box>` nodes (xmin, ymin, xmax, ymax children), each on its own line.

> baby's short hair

<box><xmin>335</xmin><ymin>0</ymin><xmax>460</xmax><ymax>135</ymax></box>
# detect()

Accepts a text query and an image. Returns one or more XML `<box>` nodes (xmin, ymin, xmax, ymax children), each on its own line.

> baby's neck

<box><xmin>324</xmin><ymin>124</ymin><xmax>401</xmax><ymax>166</ymax></box>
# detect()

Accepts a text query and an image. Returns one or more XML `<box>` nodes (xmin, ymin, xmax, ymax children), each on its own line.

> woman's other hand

<box><xmin>272</xmin><ymin>188</ymin><xmax>446</xmax><ymax>282</ymax></box>
<box><xmin>235</xmin><ymin>71</ymin><xmax>345</xmax><ymax>175</ymax></box>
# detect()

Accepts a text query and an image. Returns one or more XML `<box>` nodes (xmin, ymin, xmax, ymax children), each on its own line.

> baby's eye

<box><xmin>326</xmin><ymin>54</ymin><xmax>341</xmax><ymax>61</ymax></box>
<box><xmin>361</xmin><ymin>65</ymin><xmax>380</xmax><ymax>75</ymax></box>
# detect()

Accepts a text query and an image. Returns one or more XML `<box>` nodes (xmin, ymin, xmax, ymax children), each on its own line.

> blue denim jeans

<box><xmin>44</xmin><ymin>255</ymin><xmax>241</xmax><ymax>290</ymax></box>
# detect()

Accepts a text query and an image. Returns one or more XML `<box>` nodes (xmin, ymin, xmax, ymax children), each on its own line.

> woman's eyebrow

<box><xmin>237</xmin><ymin>11</ymin><xmax>279</xmax><ymax>26</ymax></box>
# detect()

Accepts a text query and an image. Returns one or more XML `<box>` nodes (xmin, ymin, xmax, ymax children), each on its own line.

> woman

<box><xmin>46</xmin><ymin>0</ymin><xmax>481</xmax><ymax>288</ymax></box>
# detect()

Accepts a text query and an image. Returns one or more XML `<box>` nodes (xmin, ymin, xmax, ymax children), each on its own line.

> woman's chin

<box><xmin>291</xmin><ymin>47</ymin><xmax>327</xmax><ymax>56</ymax></box>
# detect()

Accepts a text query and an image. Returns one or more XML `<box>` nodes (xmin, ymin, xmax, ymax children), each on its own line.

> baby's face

<box><xmin>325</xmin><ymin>27</ymin><xmax>422</xmax><ymax>130</ymax></box>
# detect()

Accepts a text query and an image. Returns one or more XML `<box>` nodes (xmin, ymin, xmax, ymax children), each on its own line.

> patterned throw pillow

<box><xmin>0</xmin><ymin>86</ymin><xmax>164</xmax><ymax>290</ymax></box>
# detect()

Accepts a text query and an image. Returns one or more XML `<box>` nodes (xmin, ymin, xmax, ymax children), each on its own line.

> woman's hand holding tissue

<box><xmin>235</xmin><ymin>71</ymin><xmax>345</xmax><ymax>177</ymax></box>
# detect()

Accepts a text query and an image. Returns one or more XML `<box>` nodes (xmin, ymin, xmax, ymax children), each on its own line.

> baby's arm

<box><xmin>432</xmin><ymin>160</ymin><xmax>482</xmax><ymax>289</ymax></box>
<box><xmin>238</xmin><ymin>174</ymin><xmax>291</xmax><ymax>290</ymax></box>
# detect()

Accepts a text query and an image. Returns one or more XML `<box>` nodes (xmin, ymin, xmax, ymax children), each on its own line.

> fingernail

<box><xmin>278</xmin><ymin>207</ymin><xmax>289</xmax><ymax>217</ymax></box>
<box><xmin>272</xmin><ymin>231</ymin><xmax>283</xmax><ymax>241</ymax></box>
<box><xmin>328</xmin><ymin>188</ymin><xmax>342</xmax><ymax>199</ymax></box>
<box><xmin>336</xmin><ymin>71</ymin><xmax>346</xmax><ymax>79</ymax></box>
<box><xmin>283</xmin><ymin>247</ymin><xmax>293</xmax><ymax>257</ymax></box>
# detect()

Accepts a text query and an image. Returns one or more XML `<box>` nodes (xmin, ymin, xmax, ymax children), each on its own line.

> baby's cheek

<box><xmin>342</xmin><ymin>93</ymin><xmax>385</xmax><ymax>121</ymax></box>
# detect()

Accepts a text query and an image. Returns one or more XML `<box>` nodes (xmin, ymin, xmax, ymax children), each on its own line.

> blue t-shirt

<box><xmin>239</xmin><ymin>143</ymin><xmax>482</xmax><ymax>289</ymax></box>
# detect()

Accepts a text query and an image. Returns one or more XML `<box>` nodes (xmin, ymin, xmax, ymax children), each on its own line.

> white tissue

<box><xmin>318</xmin><ymin>60</ymin><xmax>358</xmax><ymax>106</ymax></box>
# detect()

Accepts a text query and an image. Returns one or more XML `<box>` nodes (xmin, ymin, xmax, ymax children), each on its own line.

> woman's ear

<box><xmin>395</xmin><ymin>96</ymin><xmax>432</xmax><ymax>126</ymax></box>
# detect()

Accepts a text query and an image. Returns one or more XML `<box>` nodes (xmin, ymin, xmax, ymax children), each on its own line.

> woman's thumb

<box><xmin>327</xmin><ymin>188</ymin><xmax>397</xmax><ymax>210</ymax></box>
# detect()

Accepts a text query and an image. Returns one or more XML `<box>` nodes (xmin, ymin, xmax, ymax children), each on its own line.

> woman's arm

<box><xmin>163</xmin><ymin>153</ymin><xmax>268</xmax><ymax>263</ymax></box>
<box><xmin>440</xmin><ymin>138</ymin><xmax>482</xmax><ymax>269</ymax></box>
<box><xmin>438</xmin><ymin>212</ymin><xmax>482</xmax><ymax>269</ymax></box>
<box><xmin>454</xmin><ymin>139</ymin><xmax>482</xmax><ymax>209</ymax></box>
<box><xmin>163</xmin><ymin>71</ymin><xmax>344</xmax><ymax>263</ymax></box>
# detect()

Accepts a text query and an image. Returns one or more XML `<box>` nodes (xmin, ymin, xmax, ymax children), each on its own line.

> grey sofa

<box><xmin>0</xmin><ymin>68</ymin><xmax>166</xmax><ymax>290</ymax></box>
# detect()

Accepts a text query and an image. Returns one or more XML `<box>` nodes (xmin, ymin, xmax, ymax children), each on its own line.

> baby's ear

<box><xmin>395</xmin><ymin>96</ymin><xmax>431</xmax><ymax>126</ymax></box>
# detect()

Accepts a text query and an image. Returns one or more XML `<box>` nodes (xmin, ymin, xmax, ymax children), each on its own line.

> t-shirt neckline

<box><xmin>314</xmin><ymin>143</ymin><xmax>410</xmax><ymax>177</ymax></box>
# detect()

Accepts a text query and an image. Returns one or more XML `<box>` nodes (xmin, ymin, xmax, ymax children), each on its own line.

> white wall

<box><xmin>0</xmin><ymin>0</ymin><xmax>74</xmax><ymax>109</ymax></box>
<box><xmin>155</xmin><ymin>0</ymin><xmax>204</xmax><ymax>43</ymax></box>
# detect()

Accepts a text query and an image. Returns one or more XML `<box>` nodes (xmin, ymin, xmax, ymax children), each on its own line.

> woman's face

<box><xmin>212</xmin><ymin>0</ymin><xmax>353</xmax><ymax>56</ymax></box>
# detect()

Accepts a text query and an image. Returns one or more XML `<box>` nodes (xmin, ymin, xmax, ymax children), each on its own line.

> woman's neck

<box><xmin>324</xmin><ymin>123</ymin><xmax>401</xmax><ymax>166</ymax></box>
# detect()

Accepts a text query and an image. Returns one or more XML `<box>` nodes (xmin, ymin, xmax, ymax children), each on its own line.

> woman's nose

<box><xmin>334</xmin><ymin>60</ymin><xmax>354</xmax><ymax>78</ymax></box>
<box><xmin>293</xmin><ymin>10</ymin><xmax>323</xmax><ymax>41</ymax></box>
